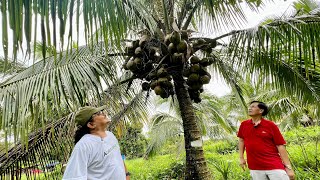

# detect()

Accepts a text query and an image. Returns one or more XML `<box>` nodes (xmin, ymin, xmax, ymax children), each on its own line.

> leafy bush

<box><xmin>118</xmin><ymin>123</ymin><xmax>148</xmax><ymax>159</ymax></box>
<box><xmin>125</xmin><ymin>154</ymin><xmax>180</xmax><ymax>179</ymax></box>
<box><xmin>204</xmin><ymin>140</ymin><xmax>238</xmax><ymax>154</ymax></box>
<box><xmin>155</xmin><ymin>160</ymin><xmax>185</xmax><ymax>180</ymax></box>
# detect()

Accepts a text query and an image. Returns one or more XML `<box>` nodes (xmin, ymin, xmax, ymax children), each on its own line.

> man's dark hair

<box><xmin>74</xmin><ymin>117</ymin><xmax>94</xmax><ymax>144</ymax></box>
<box><xmin>250</xmin><ymin>101</ymin><xmax>268</xmax><ymax>116</ymax></box>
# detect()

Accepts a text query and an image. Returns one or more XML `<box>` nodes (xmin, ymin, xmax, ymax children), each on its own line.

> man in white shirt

<box><xmin>63</xmin><ymin>105</ymin><xmax>130</xmax><ymax>180</ymax></box>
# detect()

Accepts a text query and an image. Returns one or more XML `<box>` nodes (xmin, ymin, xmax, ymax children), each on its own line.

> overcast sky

<box><xmin>0</xmin><ymin>0</ymin><xmax>297</xmax><ymax>96</ymax></box>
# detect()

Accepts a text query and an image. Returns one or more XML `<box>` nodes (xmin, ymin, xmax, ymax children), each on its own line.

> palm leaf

<box><xmin>227</xmin><ymin>14</ymin><xmax>320</xmax><ymax>107</ymax></box>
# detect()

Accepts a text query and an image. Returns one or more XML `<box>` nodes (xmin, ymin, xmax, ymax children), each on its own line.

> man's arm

<box><xmin>277</xmin><ymin>145</ymin><xmax>294</xmax><ymax>180</ymax></box>
<box><xmin>123</xmin><ymin>161</ymin><xmax>130</xmax><ymax>180</ymax></box>
<box><xmin>239</xmin><ymin>138</ymin><xmax>246</xmax><ymax>170</ymax></box>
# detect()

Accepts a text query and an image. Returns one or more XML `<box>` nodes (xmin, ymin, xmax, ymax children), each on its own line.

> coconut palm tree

<box><xmin>1</xmin><ymin>0</ymin><xmax>320</xmax><ymax>179</ymax></box>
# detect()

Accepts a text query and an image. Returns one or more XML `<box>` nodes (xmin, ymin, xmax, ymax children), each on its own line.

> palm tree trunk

<box><xmin>172</xmin><ymin>73</ymin><xmax>211</xmax><ymax>180</ymax></box>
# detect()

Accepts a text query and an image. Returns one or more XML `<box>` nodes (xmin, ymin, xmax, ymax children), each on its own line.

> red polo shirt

<box><xmin>237</xmin><ymin>118</ymin><xmax>286</xmax><ymax>170</ymax></box>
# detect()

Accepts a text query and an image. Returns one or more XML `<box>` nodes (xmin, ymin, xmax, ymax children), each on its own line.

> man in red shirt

<box><xmin>238</xmin><ymin>101</ymin><xmax>295</xmax><ymax>180</ymax></box>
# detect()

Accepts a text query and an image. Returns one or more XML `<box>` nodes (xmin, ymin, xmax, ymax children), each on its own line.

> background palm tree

<box><xmin>1</xmin><ymin>0</ymin><xmax>320</xmax><ymax>179</ymax></box>
<box><xmin>145</xmin><ymin>93</ymin><xmax>235</xmax><ymax>157</ymax></box>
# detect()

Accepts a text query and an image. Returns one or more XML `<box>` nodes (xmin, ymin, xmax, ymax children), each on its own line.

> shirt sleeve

<box><xmin>62</xmin><ymin>146</ymin><xmax>88</xmax><ymax>180</ymax></box>
<box><xmin>271</xmin><ymin>123</ymin><xmax>286</xmax><ymax>145</ymax></box>
<box><xmin>237</xmin><ymin>122</ymin><xmax>244</xmax><ymax>139</ymax></box>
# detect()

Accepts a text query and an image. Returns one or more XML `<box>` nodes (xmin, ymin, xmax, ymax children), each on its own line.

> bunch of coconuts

<box><xmin>122</xmin><ymin>30</ymin><xmax>215</xmax><ymax>103</ymax></box>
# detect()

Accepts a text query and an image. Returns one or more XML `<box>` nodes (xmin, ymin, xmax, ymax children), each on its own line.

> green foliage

<box><xmin>204</xmin><ymin>140</ymin><xmax>238</xmax><ymax>155</ymax></box>
<box><xmin>155</xmin><ymin>160</ymin><xmax>185</xmax><ymax>180</ymax></box>
<box><xmin>119</xmin><ymin>123</ymin><xmax>148</xmax><ymax>159</ymax></box>
<box><xmin>125</xmin><ymin>126</ymin><xmax>320</xmax><ymax>179</ymax></box>
<box><xmin>125</xmin><ymin>155</ymin><xmax>179</xmax><ymax>179</ymax></box>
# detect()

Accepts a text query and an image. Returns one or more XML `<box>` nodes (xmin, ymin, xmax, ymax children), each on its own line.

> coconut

<box><xmin>195</xmin><ymin>38</ymin><xmax>206</xmax><ymax>46</ymax></box>
<box><xmin>193</xmin><ymin>97</ymin><xmax>202</xmax><ymax>103</ymax></box>
<box><xmin>172</xmin><ymin>53</ymin><xmax>184</xmax><ymax>64</ymax></box>
<box><xmin>142</xmin><ymin>82</ymin><xmax>150</xmax><ymax>91</ymax></box>
<box><xmin>154</xmin><ymin>86</ymin><xmax>164</xmax><ymax>95</ymax></box>
<box><xmin>157</xmin><ymin>67</ymin><xmax>168</xmax><ymax>77</ymax></box>
<box><xmin>204</xmin><ymin>47</ymin><xmax>212</xmax><ymax>54</ymax></box>
<box><xmin>180</xmin><ymin>30</ymin><xmax>188</xmax><ymax>40</ymax></box>
<box><xmin>133</xmin><ymin>57</ymin><xmax>142</xmax><ymax>65</ymax></box>
<box><xmin>132</xmin><ymin>40</ymin><xmax>140</xmax><ymax>48</ymax></box>
<box><xmin>166</xmin><ymin>75</ymin><xmax>173</xmax><ymax>81</ymax></box>
<box><xmin>126</xmin><ymin>60</ymin><xmax>136</xmax><ymax>71</ymax></box>
<box><xmin>188</xmin><ymin>73</ymin><xmax>199</xmax><ymax>82</ymax></box>
<box><xmin>200</xmin><ymin>57</ymin><xmax>214</xmax><ymax>67</ymax></box>
<box><xmin>164</xmin><ymin>34</ymin><xmax>172</xmax><ymax>45</ymax></box>
<box><xmin>139</xmin><ymin>35</ymin><xmax>150</xmax><ymax>47</ymax></box>
<box><xmin>210</xmin><ymin>40</ymin><xmax>217</xmax><ymax>48</ymax></box>
<box><xmin>200</xmin><ymin>75</ymin><xmax>211</xmax><ymax>84</ymax></box>
<box><xmin>125</xmin><ymin>46</ymin><xmax>135</xmax><ymax>55</ymax></box>
<box><xmin>150</xmin><ymin>80</ymin><xmax>158</xmax><ymax>89</ymax></box>
<box><xmin>160</xmin><ymin>91</ymin><xmax>169</xmax><ymax>98</ymax></box>
<box><xmin>168</xmin><ymin>43</ymin><xmax>176</xmax><ymax>54</ymax></box>
<box><xmin>190</xmin><ymin>56</ymin><xmax>200</xmax><ymax>64</ymax></box>
<box><xmin>190</xmin><ymin>82</ymin><xmax>203</xmax><ymax>90</ymax></box>
<box><xmin>190</xmin><ymin>64</ymin><xmax>201</xmax><ymax>73</ymax></box>
<box><xmin>158</xmin><ymin>77</ymin><xmax>169</xmax><ymax>86</ymax></box>
<box><xmin>135</xmin><ymin>47</ymin><xmax>143</xmax><ymax>56</ymax></box>
<box><xmin>177</xmin><ymin>40</ymin><xmax>188</xmax><ymax>53</ymax></box>
<box><xmin>170</xmin><ymin>31</ymin><xmax>181</xmax><ymax>45</ymax></box>
<box><xmin>183</xmin><ymin>68</ymin><xmax>191</xmax><ymax>77</ymax></box>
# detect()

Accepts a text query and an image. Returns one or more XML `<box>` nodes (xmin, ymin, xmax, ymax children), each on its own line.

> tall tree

<box><xmin>1</xmin><ymin>0</ymin><xmax>320</xmax><ymax>179</ymax></box>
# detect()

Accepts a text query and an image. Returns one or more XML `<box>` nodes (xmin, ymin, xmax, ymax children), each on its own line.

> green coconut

<box><xmin>157</xmin><ymin>67</ymin><xmax>168</xmax><ymax>77</ymax></box>
<box><xmin>177</xmin><ymin>40</ymin><xmax>188</xmax><ymax>53</ymax></box>
<box><xmin>150</xmin><ymin>80</ymin><xmax>158</xmax><ymax>89</ymax></box>
<box><xmin>190</xmin><ymin>56</ymin><xmax>200</xmax><ymax>64</ymax></box>
<box><xmin>172</xmin><ymin>53</ymin><xmax>184</xmax><ymax>64</ymax></box>
<box><xmin>139</xmin><ymin>35</ymin><xmax>150</xmax><ymax>47</ymax></box>
<box><xmin>160</xmin><ymin>91</ymin><xmax>169</xmax><ymax>98</ymax></box>
<box><xmin>158</xmin><ymin>77</ymin><xmax>169</xmax><ymax>86</ymax></box>
<box><xmin>193</xmin><ymin>96</ymin><xmax>202</xmax><ymax>103</ymax></box>
<box><xmin>154</xmin><ymin>86</ymin><xmax>164</xmax><ymax>95</ymax></box>
<box><xmin>190</xmin><ymin>64</ymin><xmax>201</xmax><ymax>73</ymax></box>
<box><xmin>126</xmin><ymin>60</ymin><xmax>136</xmax><ymax>71</ymax></box>
<box><xmin>125</xmin><ymin>46</ymin><xmax>135</xmax><ymax>55</ymax></box>
<box><xmin>170</xmin><ymin>31</ymin><xmax>181</xmax><ymax>45</ymax></box>
<box><xmin>190</xmin><ymin>82</ymin><xmax>203</xmax><ymax>90</ymax></box>
<box><xmin>183</xmin><ymin>68</ymin><xmax>191</xmax><ymax>77</ymax></box>
<box><xmin>142</xmin><ymin>82</ymin><xmax>150</xmax><ymax>91</ymax></box>
<box><xmin>188</xmin><ymin>73</ymin><xmax>200</xmax><ymax>82</ymax></box>
<box><xmin>135</xmin><ymin>47</ymin><xmax>143</xmax><ymax>56</ymax></box>
<box><xmin>200</xmin><ymin>57</ymin><xmax>214</xmax><ymax>67</ymax></box>
<box><xmin>180</xmin><ymin>30</ymin><xmax>188</xmax><ymax>40</ymax></box>
<box><xmin>168</xmin><ymin>43</ymin><xmax>176</xmax><ymax>54</ymax></box>
<box><xmin>133</xmin><ymin>57</ymin><xmax>142</xmax><ymax>65</ymax></box>
<box><xmin>200</xmin><ymin>75</ymin><xmax>211</xmax><ymax>84</ymax></box>
<box><xmin>164</xmin><ymin>34</ymin><xmax>172</xmax><ymax>45</ymax></box>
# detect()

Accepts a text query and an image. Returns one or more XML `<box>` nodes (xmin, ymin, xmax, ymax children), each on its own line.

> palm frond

<box><xmin>227</xmin><ymin>14</ymin><xmax>320</xmax><ymax>106</ymax></box>
<box><xmin>0</xmin><ymin>0</ymin><xmax>158</xmax><ymax>63</ymax></box>
<box><xmin>0</xmin><ymin>43</ymin><xmax>143</xmax><ymax>144</ymax></box>
<box><xmin>145</xmin><ymin>112</ymin><xmax>183</xmax><ymax>157</ymax></box>
<box><xmin>0</xmin><ymin>113</ymin><xmax>75</xmax><ymax>180</ymax></box>
<box><xmin>191</xmin><ymin>0</ymin><xmax>264</xmax><ymax>32</ymax></box>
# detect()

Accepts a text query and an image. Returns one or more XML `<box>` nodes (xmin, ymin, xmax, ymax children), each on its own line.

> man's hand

<box><xmin>285</xmin><ymin>168</ymin><xmax>295</xmax><ymax>180</ymax></box>
<box><xmin>239</xmin><ymin>157</ymin><xmax>247</xmax><ymax>171</ymax></box>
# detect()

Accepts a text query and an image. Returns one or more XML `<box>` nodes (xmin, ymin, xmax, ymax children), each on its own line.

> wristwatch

<box><xmin>284</xmin><ymin>164</ymin><xmax>292</xmax><ymax>170</ymax></box>
<box><xmin>126</xmin><ymin>172</ymin><xmax>131</xmax><ymax>176</ymax></box>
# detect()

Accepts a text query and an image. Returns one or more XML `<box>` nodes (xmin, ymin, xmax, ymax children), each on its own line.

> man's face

<box><xmin>91</xmin><ymin>111</ymin><xmax>111</xmax><ymax>128</ymax></box>
<box><xmin>248</xmin><ymin>102</ymin><xmax>263</xmax><ymax>116</ymax></box>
